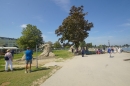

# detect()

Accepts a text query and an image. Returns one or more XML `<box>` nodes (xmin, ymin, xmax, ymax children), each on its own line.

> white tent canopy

<box><xmin>0</xmin><ymin>47</ymin><xmax>18</xmax><ymax>49</ymax></box>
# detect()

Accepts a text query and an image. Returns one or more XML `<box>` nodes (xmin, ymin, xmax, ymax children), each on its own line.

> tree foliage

<box><xmin>86</xmin><ymin>43</ymin><xmax>92</xmax><ymax>48</ymax></box>
<box><xmin>55</xmin><ymin>5</ymin><xmax>93</xmax><ymax>48</ymax></box>
<box><xmin>80</xmin><ymin>41</ymin><xmax>86</xmax><ymax>47</ymax></box>
<box><xmin>17</xmin><ymin>24</ymin><xmax>43</xmax><ymax>49</ymax></box>
<box><xmin>53</xmin><ymin>41</ymin><xmax>62</xmax><ymax>49</ymax></box>
<box><xmin>123</xmin><ymin>44</ymin><xmax>130</xmax><ymax>47</ymax></box>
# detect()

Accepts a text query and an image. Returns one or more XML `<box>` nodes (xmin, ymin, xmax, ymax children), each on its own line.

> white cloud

<box><xmin>52</xmin><ymin>0</ymin><xmax>70</xmax><ymax>12</ymax></box>
<box><xmin>114</xmin><ymin>28</ymin><xmax>126</xmax><ymax>32</ymax></box>
<box><xmin>42</xmin><ymin>34</ymin><xmax>46</xmax><ymax>39</ymax></box>
<box><xmin>20</xmin><ymin>24</ymin><xmax>27</xmax><ymax>28</ymax></box>
<box><xmin>86</xmin><ymin>36</ymin><xmax>114</xmax><ymax>45</ymax></box>
<box><xmin>122</xmin><ymin>23</ymin><xmax>130</xmax><ymax>27</ymax></box>
<box><xmin>108</xmin><ymin>36</ymin><xmax>113</xmax><ymax>38</ymax></box>
<box><xmin>11</xmin><ymin>22</ymin><xmax>14</xmax><ymax>24</ymax></box>
<box><xmin>127</xmin><ymin>19</ymin><xmax>130</xmax><ymax>21</ymax></box>
<box><xmin>87</xmin><ymin>36</ymin><xmax>113</xmax><ymax>41</ymax></box>
<box><xmin>120</xmin><ymin>19</ymin><xmax>130</xmax><ymax>27</ymax></box>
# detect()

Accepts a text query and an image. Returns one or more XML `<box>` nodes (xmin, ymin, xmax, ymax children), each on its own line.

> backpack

<box><xmin>5</xmin><ymin>56</ymin><xmax>9</xmax><ymax>60</ymax></box>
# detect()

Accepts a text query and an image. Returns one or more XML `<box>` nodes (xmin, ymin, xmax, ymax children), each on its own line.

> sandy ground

<box><xmin>13</xmin><ymin>57</ymin><xmax>56</xmax><ymax>68</ymax></box>
<box><xmin>40</xmin><ymin>52</ymin><xmax>130</xmax><ymax>86</ymax></box>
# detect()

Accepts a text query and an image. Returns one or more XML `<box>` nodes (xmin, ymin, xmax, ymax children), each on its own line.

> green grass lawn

<box><xmin>0</xmin><ymin>66</ymin><xmax>57</xmax><ymax>86</ymax></box>
<box><xmin>0</xmin><ymin>55</ymin><xmax>5</xmax><ymax>70</ymax></box>
<box><xmin>0</xmin><ymin>50</ymin><xmax>74</xmax><ymax>86</ymax></box>
<box><xmin>53</xmin><ymin>50</ymin><xmax>74</xmax><ymax>59</ymax></box>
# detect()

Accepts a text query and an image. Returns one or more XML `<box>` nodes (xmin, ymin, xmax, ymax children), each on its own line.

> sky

<box><xmin>0</xmin><ymin>0</ymin><xmax>130</xmax><ymax>46</ymax></box>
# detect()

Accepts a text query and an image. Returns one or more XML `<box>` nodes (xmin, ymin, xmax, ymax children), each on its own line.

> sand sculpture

<box><xmin>22</xmin><ymin>43</ymin><xmax>55</xmax><ymax>60</ymax></box>
<box><xmin>38</xmin><ymin>43</ymin><xmax>55</xmax><ymax>59</ymax></box>
<box><xmin>68</xmin><ymin>45</ymin><xmax>75</xmax><ymax>53</ymax></box>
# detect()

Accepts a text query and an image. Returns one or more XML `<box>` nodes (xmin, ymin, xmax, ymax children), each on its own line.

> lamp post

<box><xmin>108</xmin><ymin>40</ymin><xmax>110</xmax><ymax>47</ymax></box>
<box><xmin>31</xmin><ymin>28</ymin><xmax>38</xmax><ymax>68</ymax></box>
<box><xmin>36</xmin><ymin>44</ymin><xmax>38</xmax><ymax>68</ymax></box>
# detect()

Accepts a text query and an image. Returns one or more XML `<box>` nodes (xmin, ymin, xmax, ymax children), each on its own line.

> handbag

<box><xmin>5</xmin><ymin>56</ymin><xmax>9</xmax><ymax>60</ymax></box>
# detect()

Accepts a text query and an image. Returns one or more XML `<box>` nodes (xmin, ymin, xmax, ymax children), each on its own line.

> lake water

<box><xmin>122</xmin><ymin>47</ymin><xmax>130</xmax><ymax>52</ymax></box>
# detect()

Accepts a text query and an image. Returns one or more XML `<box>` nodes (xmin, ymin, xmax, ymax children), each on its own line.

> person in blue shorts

<box><xmin>107</xmin><ymin>47</ymin><xmax>111</xmax><ymax>57</ymax></box>
<box><xmin>25</xmin><ymin>47</ymin><xmax>33</xmax><ymax>73</ymax></box>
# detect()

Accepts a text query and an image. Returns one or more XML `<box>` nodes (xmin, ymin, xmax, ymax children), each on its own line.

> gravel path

<box><xmin>40</xmin><ymin>53</ymin><xmax>130</xmax><ymax>86</ymax></box>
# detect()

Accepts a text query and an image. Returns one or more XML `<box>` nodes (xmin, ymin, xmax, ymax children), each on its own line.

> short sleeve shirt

<box><xmin>25</xmin><ymin>50</ymin><xmax>33</xmax><ymax>60</ymax></box>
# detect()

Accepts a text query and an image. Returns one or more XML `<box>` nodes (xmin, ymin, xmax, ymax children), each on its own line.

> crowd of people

<box><xmin>95</xmin><ymin>47</ymin><xmax>123</xmax><ymax>55</ymax></box>
<box><xmin>107</xmin><ymin>47</ymin><xmax>123</xmax><ymax>57</ymax></box>
<box><xmin>4</xmin><ymin>46</ymin><xmax>123</xmax><ymax>72</ymax></box>
<box><xmin>95</xmin><ymin>48</ymin><xmax>105</xmax><ymax>54</ymax></box>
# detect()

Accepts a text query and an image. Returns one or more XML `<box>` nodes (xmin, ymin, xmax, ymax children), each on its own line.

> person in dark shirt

<box><xmin>81</xmin><ymin>48</ymin><xmax>85</xmax><ymax>57</ymax></box>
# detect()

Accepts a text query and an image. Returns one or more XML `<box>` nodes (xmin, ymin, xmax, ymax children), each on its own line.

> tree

<box><xmin>53</xmin><ymin>41</ymin><xmax>62</xmax><ymax>49</ymax></box>
<box><xmin>2</xmin><ymin>43</ymin><xmax>8</xmax><ymax>47</ymax></box>
<box><xmin>123</xmin><ymin>44</ymin><xmax>130</xmax><ymax>48</ymax></box>
<box><xmin>80</xmin><ymin>41</ymin><xmax>86</xmax><ymax>48</ymax></box>
<box><xmin>55</xmin><ymin>5</ymin><xmax>93</xmax><ymax>49</ymax></box>
<box><xmin>13</xmin><ymin>44</ymin><xmax>18</xmax><ymax>48</ymax></box>
<box><xmin>17</xmin><ymin>24</ymin><xmax>43</xmax><ymax>49</ymax></box>
<box><xmin>98</xmin><ymin>45</ymin><xmax>103</xmax><ymax>49</ymax></box>
<box><xmin>86</xmin><ymin>43</ymin><xmax>92</xmax><ymax>48</ymax></box>
<box><xmin>65</xmin><ymin>46</ymin><xmax>70</xmax><ymax>49</ymax></box>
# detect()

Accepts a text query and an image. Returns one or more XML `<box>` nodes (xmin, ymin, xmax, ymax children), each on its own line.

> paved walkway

<box><xmin>40</xmin><ymin>53</ymin><xmax>130</xmax><ymax>86</ymax></box>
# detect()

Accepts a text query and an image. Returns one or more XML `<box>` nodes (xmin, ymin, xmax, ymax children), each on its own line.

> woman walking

<box><xmin>4</xmin><ymin>49</ymin><xmax>13</xmax><ymax>72</ymax></box>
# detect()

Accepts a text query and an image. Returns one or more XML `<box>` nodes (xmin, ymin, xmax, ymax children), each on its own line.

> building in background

<box><xmin>0</xmin><ymin>37</ymin><xmax>17</xmax><ymax>47</ymax></box>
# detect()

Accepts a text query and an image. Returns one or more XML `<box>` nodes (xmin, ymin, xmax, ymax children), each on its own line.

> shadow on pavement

<box><xmin>81</xmin><ymin>56</ymin><xmax>88</xmax><ymax>57</ymax></box>
<box><xmin>124</xmin><ymin>59</ymin><xmax>130</xmax><ymax>61</ymax></box>
<box><xmin>110</xmin><ymin>56</ymin><xmax>114</xmax><ymax>58</ymax></box>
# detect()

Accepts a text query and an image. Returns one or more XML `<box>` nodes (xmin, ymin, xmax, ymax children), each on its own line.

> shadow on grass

<box><xmin>31</xmin><ymin>67</ymin><xmax>50</xmax><ymax>72</ymax></box>
<box><xmin>14</xmin><ymin>67</ymin><xmax>25</xmax><ymax>71</ymax></box>
<box><xmin>0</xmin><ymin>70</ymin><xmax>5</xmax><ymax>72</ymax></box>
<box><xmin>0</xmin><ymin>67</ymin><xmax>50</xmax><ymax>72</ymax></box>
<box><xmin>0</xmin><ymin>67</ymin><xmax>25</xmax><ymax>72</ymax></box>
<box><xmin>124</xmin><ymin>59</ymin><xmax>130</xmax><ymax>61</ymax></box>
